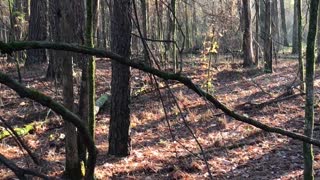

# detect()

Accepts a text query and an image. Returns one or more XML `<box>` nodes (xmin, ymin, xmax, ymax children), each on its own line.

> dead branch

<box><xmin>242</xmin><ymin>92</ymin><xmax>304</xmax><ymax>109</ymax></box>
<box><xmin>0</xmin><ymin>116</ymin><xmax>39</xmax><ymax>165</ymax></box>
<box><xmin>0</xmin><ymin>153</ymin><xmax>51</xmax><ymax>180</ymax></box>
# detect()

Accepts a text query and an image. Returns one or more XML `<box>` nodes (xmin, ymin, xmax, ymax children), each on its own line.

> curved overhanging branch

<box><xmin>0</xmin><ymin>41</ymin><xmax>319</xmax><ymax>148</ymax></box>
<box><xmin>0</xmin><ymin>68</ymin><xmax>96</xmax><ymax>180</ymax></box>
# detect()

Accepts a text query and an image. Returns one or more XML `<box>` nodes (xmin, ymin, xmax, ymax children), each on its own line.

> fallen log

<box><xmin>0</xmin><ymin>122</ymin><xmax>35</xmax><ymax>141</ymax></box>
<box><xmin>241</xmin><ymin>92</ymin><xmax>304</xmax><ymax>110</ymax></box>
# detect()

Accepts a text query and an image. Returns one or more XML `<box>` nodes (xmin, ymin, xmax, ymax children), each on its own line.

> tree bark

<box><xmin>140</xmin><ymin>0</ymin><xmax>148</xmax><ymax>63</ymax></box>
<box><xmin>242</xmin><ymin>0</ymin><xmax>254</xmax><ymax>67</ymax></box>
<box><xmin>255</xmin><ymin>0</ymin><xmax>259</xmax><ymax>65</ymax></box>
<box><xmin>280</xmin><ymin>0</ymin><xmax>289</xmax><ymax>46</ymax></box>
<box><xmin>264</xmin><ymin>0</ymin><xmax>272</xmax><ymax>73</ymax></box>
<box><xmin>46</xmin><ymin>0</ymin><xmax>61</xmax><ymax>79</ymax></box>
<box><xmin>292</xmin><ymin>0</ymin><xmax>299</xmax><ymax>54</ymax></box>
<box><xmin>108</xmin><ymin>0</ymin><xmax>132</xmax><ymax>157</ymax></box>
<box><xmin>25</xmin><ymin>0</ymin><xmax>48</xmax><ymax>67</ymax></box>
<box><xmin>56</xmin><ymin>0</ymin><xmax>85</xmax><ymax>178</ymax></box>
<box><xmin>297</xmin><ymin>0</ymin><xmax>304</xmax><ymax>91</ymax></box>
<box><xmin>271</xmin><ymin>0</ymin><xmax>279</xmax><ymax>52</ymax></box>
<box><xmin>304</xmin><ymin>0</ymin><xmax>319</xmax><ymax>179</ymax></box>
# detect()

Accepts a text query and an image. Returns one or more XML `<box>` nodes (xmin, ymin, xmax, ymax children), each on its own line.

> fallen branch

<box><xmin>241</xmin><ymin>92</ymin><xmax>304</xmax><ymax>110</ymax></box>
<box><xmin>0</xmin><ymin>41</ymin><xmax>319</xmax><ymax>148</ymax></box>
<box><xmin>254</xmin><ymin>93</ymin><xmax>304</xmax><ymax>108</ymax></box>
<box><xmin>0</xmin><ymin>122</ymin><xmax>35</xmax><ymax>140</ymax></box>
<box><xmin>242</xmin><ymin>77</ymin><xmax>273</xmax><ymax>98</ymax></box>
<box><xmin>0</xmin><ymin>153</ymin><xmax>50</xmax><ymax>180</ymax></box>
<box><xmin>0</xmin><ymin>117</ymin><xmax>39</xmax><ymax>165</ymax></box>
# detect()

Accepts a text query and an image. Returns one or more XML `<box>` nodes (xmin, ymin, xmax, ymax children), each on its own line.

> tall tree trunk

<box><xmin>86</xmin><ymin>0</ymin><xmax>98</xmax><ymax>143</ymax></box>
<box><xmin>292</xmin><ymin>0</ymin><xmax>299</xmax><ymax>54</ymax></box>
<box><xmin>297</xmin><ymin>0</ymin><xmax>304</xmax><ymax>91</ymax></box>
<box><xmin>304</xmin><ymin>0</ymin><xmax>319</xmax><ymax>179</ymax></box>
<box><xmin>259</xmin><ymin>0</ymin><xmax>265</xmax><ymax>41</ymax></box>
<box><xmin>57</xmin><ymin>0</ymin><xmax>85</xmax><ymax>178</ymax></box>
<box><xmin>264</xmin><ymin>0</ymin><xmax>272</xmax><ymax>73</ymax></box>
<box><xmin>255</xmin><ymin>0</ymin><xmax>259</xmax><ymax>65</ymax></box>
<box><xmin>242</xmin><ymin>0</ymin><xmax>254</xmax><ymax>67</ymax></box>
<box><xmin>25</xmin><ymin>0</ymin><xmax>47</xmax><ymax>67</ymax></box>
<box><xmin>184</xmin><ymin>2</ymin><xmax>190</xmax><ymax>49</ymax></box>
<box><xmin>272</xmin><ymin>0</ymin><xmax>279</xmax><ymax>52</ymax></box>
<box><xmin>171</xmin><ymin>0</ymin><xmax>177</xmax><ymax>72</ymax></box>
<box><xmin>46</xmin><ymin>0</ymin><xmax>61</xmax><ymax>79</ymax></box>
<box><xmin>108</xmin><ymin>0</ymin><xmax>132</xmax><ymax>157</ymax></box>
<box><xmin>78</xmin><ymin>0</ymin><xmax>99</xmax><ymax>167</ymax></box>
<box><xmin>140</xmin><ymin>0</ymin><xmax>148</xmax><ymax>63</ymax></box>
<box><xmin>191</xmin><ymin>0</ymin><xmax>197</xmax><ymax>47</ymax></box>
<box><xmin>280</xmin><ymin>0</ymin><xmax>289</xmax><ymax>46</ymax></box>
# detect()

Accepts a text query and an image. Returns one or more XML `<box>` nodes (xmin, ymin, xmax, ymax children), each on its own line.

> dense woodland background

<box><xmin>0</xmin><ymin>0</ymin><xmax>320</xmax><ymax>179</ymax></box>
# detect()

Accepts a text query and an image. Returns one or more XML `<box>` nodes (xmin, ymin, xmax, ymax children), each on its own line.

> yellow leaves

<box><xmin>210</xmin><ymin>41</ymin><xmax>219</xmax><ymax>54</ymax></box>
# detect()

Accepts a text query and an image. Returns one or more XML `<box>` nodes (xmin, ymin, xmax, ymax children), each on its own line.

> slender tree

<box><xmin>108</xmin><ymin>0</ymin><xmax>132</xmax><ymax>156</ymax></box>
<box><xmin>242</xmin><ymin>0</ymin><xmax>254</xmax><ymax>67</ymax></box>
<box><xmin>255</xmin><ymin>0</ymin><xmax>260</xmax><ymax>65</ymax></box>
<box><xmin>264</xmin><ymin>0</ymin><xmax>272</xmax><ymax>73</ymax></box>
<box><xmin>297</xmin><ymin>0</ymin><xmax>304</xmax><ymax>91</ymax></box>
<box><xmin>280</xmin><ymin>0</ymin><xmax>289</xmax><ymax>46</ymax></box>
<box><xmin>271</xmin><ymin>0</ymin><xmax>279</xmax><ymax>52</ymax></box>
<box><xmin>56</xmin><ymin>0</ymin><xmax>85</xmax><ymax>178</ymax></box>
<box><xmin>304</xmin><ymin>0</ymin><xmax>319</xmax><ymax>179</ymax></box>
<box><xmin>87</xmin><ymin>0</ymin><xmax>98</xmax><ymax>142</ymax></box>
<box><xmin>140</xmin><ymin>0</ymin><xmax>148</xmax><ymax>63</ymax></box>
<box><xmin>171</xmin><ymin>0</ymin><xmax>177</xmax><ymax>72</ymax></box>
<box><xmin>292</xmin><ymin>0</ymin><xmax>299</xmax><ymax>54</ymax></box>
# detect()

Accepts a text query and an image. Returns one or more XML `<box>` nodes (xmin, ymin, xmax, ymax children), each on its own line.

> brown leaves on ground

<box><xmin>0</xmin><ymin>57</ymin><xmax>319</xmax><ymax>179</ymax></box>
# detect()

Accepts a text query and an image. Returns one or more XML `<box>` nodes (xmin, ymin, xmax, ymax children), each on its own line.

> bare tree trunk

<box><xmin>255</xmin><ymin>0</ymin><xmax>259</xmax><ymax>65</ymax></box>
<box><xmin>108</xmin><ymin>0</ymin><xmax>132</xmax><ymax>157</ymax></box>
<box><xmin>140</xmin><ymin>0</ymin><xmax>148</xmax><ymax>63</ymax></box>
<box><xmin>242</xmin><ymin>0</ymin><xmax>254</xmax><ymax>67</ymax></box>
<box><xmin>280</xmin><ymin>0</ymin><xmax>289</xmax><ymax>46</ymax></box>
<box><xmin>46</xmin><ymin>0</ymin><xmax>61</xmax><ymax>79</ymax></box>
<box><xmin>304</xmin><ymin>0</ymin><xmax>319</xmax><ymax>179</ymax></box>
<box><xmin>264</xmin><ymin>0</ymin><xmax>272</xmax><ymax>73</ymax></box>
<box><xmin>292</xmin><ymin>0</ymin><xmax>299</xmax><ymax>54</ymax></box>
<box><xmin>191</xmin><ymin>0</ymin><xmax>197</xmax><ymax>47</ymax></box>
<box><xmin>272</xmin><ymin>0</ymin><xmax>279</xmax><ymax>52</ymax></box>
<box><xmin>297</xmin><ymin>0</ymin><xmax>304</xmax><ymax>91</ymax></box>
<box><xmin>184</xmin><ymin>2</ymin><xmax>190</xmax><ymax>49</ymax></box>
<box><xmin>25</xmin><ymin>0</ymin><xmax>48</xmax><ymax>67</ymax></box>
<box><xmin>56</xmin><ymin>0</ymin><xmax>85</xmax><ymax>178</ymax></box>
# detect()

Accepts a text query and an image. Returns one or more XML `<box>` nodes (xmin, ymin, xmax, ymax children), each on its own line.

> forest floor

<box><xmin>0</xmin><ymin>54</ymin><xmax>320</xmax><ymax>179</ymax></box>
